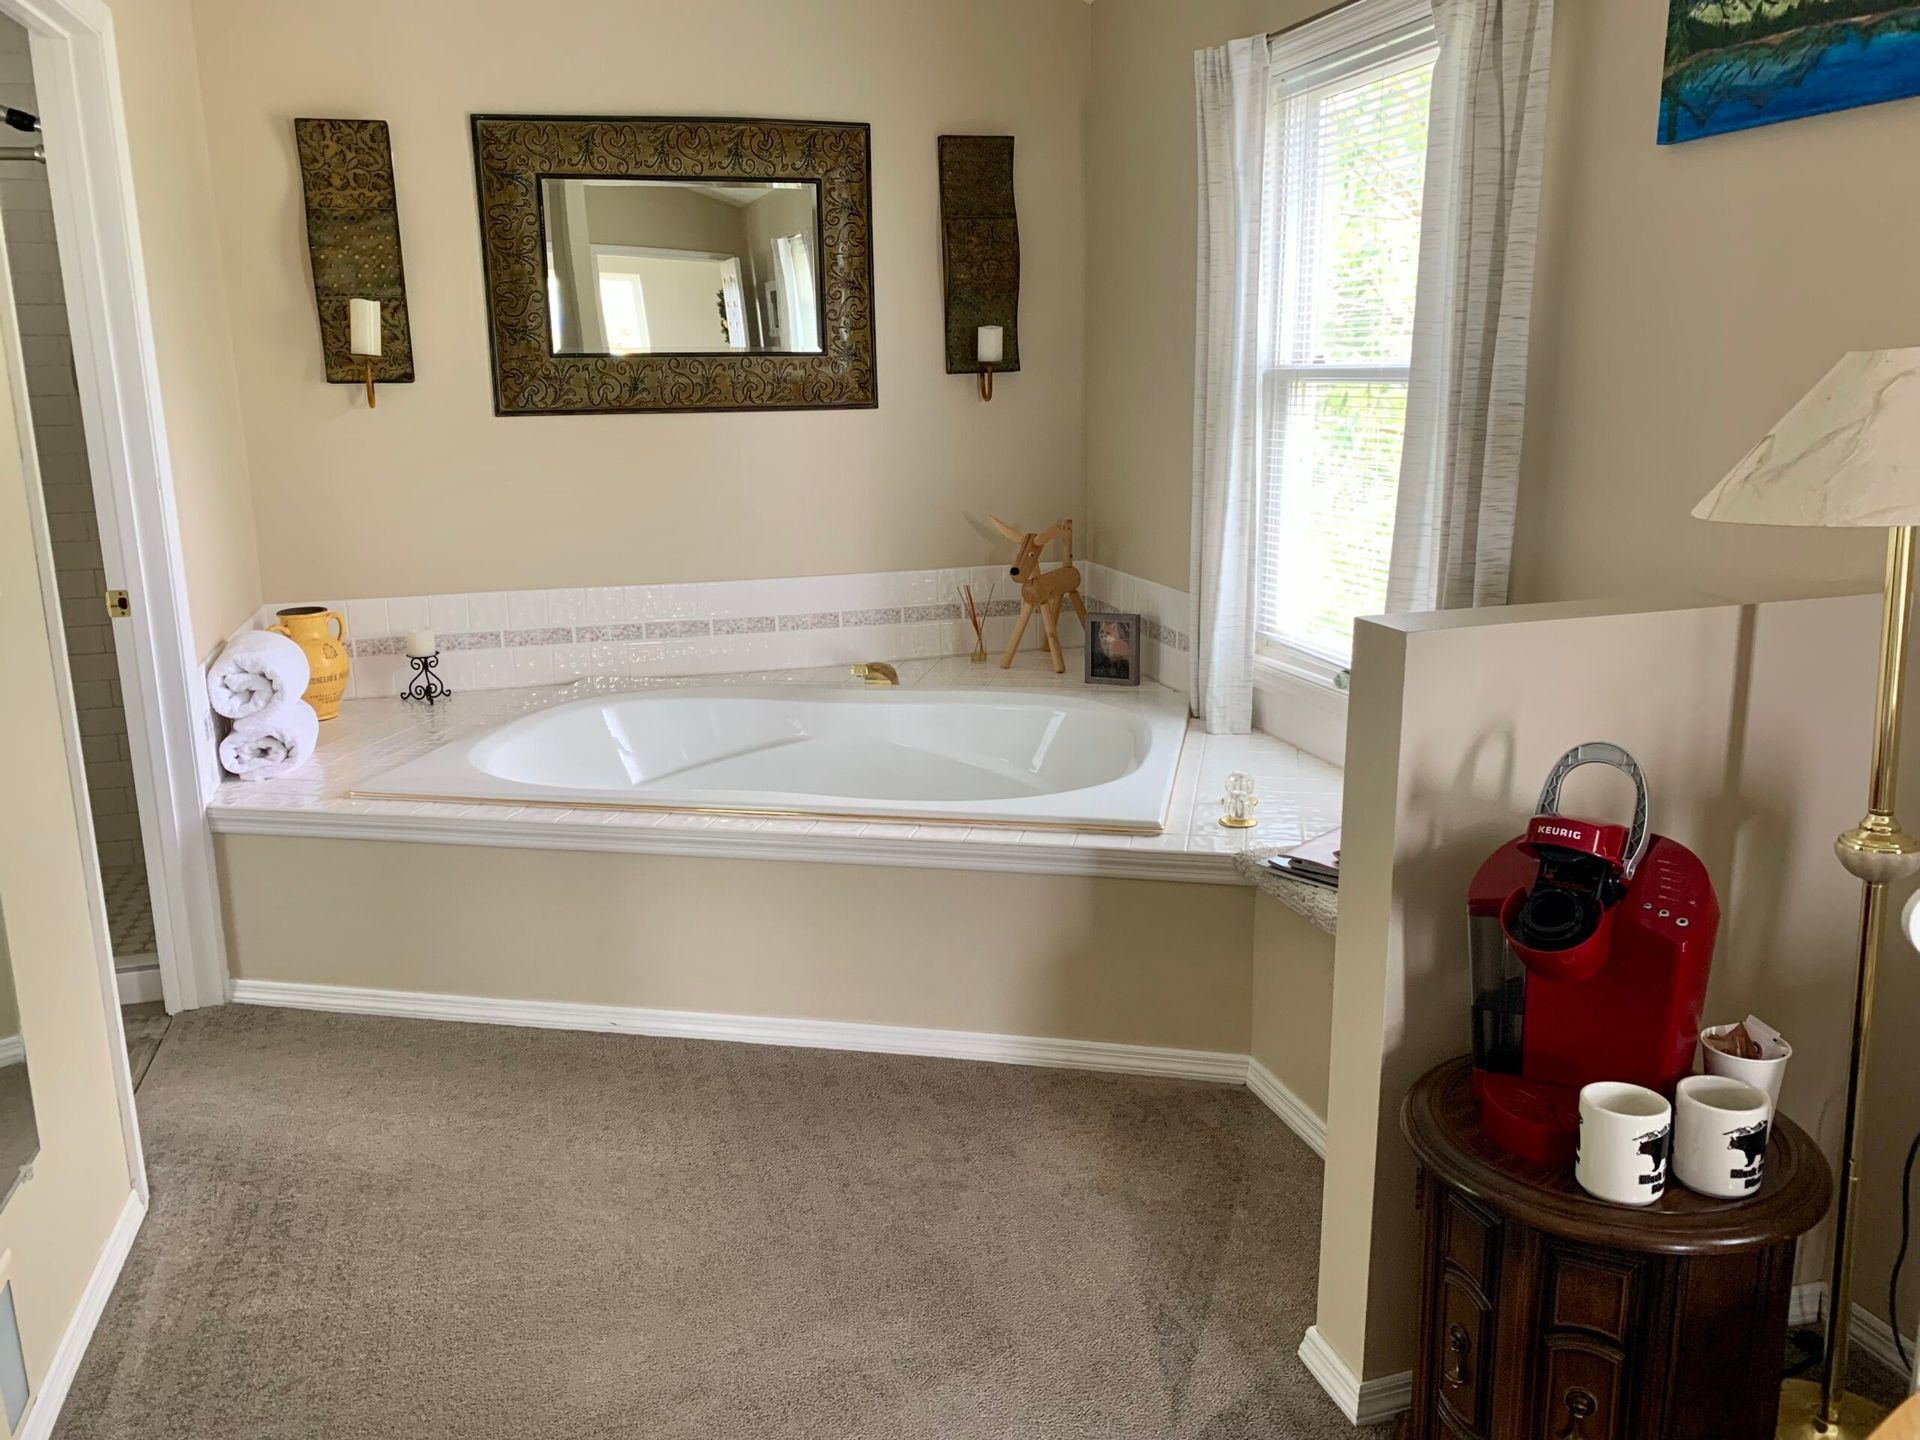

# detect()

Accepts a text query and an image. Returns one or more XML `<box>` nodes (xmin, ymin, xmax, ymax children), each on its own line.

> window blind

<box><xmin>1256</xmin><ymin>34</ymin><xmax>1434</xmax><ymax>669</ymax></box>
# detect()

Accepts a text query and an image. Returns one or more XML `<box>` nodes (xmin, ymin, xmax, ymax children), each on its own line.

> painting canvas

<box><xmin>1662</xmin><ymin>1</ymin><xmax>1920</xmax><ymax>144</ymax></box>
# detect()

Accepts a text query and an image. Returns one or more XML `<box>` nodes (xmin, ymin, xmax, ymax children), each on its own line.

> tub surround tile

<box><xmin>252</xmin><ymin>565</ymin><xmax>1193</xmax><ymax>702</ymax></box>
<box><xmin>546</xmin><ymin>589</ymin><xmax>587</xmax><ymax>626</ymax></box>
<box><xmin>387</xmin><ymin>596</ymin><xmax>431</xmax><ymax>634</ymax></box>
<box><xmin>575</xmin><ymin>623</ymin><xmax>647</xmax><ymax>644</ymax></box>
<box><xmin>506</xmin><ymin>591</ymin><xmax>548</xmax><ymax>629</ymax></box>
<box><xmin>584</xmin><ymin>587</ymin><xmax>625</xmax><ymax>625</ymax></box>
<box><xmin>504</xmin><ymin>626</ymin><xmax>573</xmax><ymax>648</ymax></box>
<box><xmin>467</xmin><ymin>592</ymin><xmax>510</xmax><ymax>631</ymax></box>
<box><xmin>427</xmin><ymin>594</ymin><xmax>469</xmax><ymax>633</ymax></box>
<box><xmin>646</xmin><ymin>619</ymin><xmax>713</xmax><ymax>640</ymax></box>
<box><xmin>345</xmin><ymin>598</ymin><xmax>389</xmax><ymax>639</ymax></box>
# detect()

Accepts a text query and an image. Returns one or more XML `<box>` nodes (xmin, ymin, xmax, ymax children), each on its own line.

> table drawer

<box><xmin>1535</xmin><ymin>1338</ymin><xmax>1625</xmax><ymax>1440</ymax></box>
<box><xmin>1435</xmin><ymin>1273</ymin><xmax>1493</xmax><ymax>1437</ymax></box>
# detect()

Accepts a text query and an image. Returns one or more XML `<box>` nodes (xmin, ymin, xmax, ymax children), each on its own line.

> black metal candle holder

<box><xmin>403</xmin><ymin>651</ymin><xmax>452</xmax><ymax>705</ymax></box>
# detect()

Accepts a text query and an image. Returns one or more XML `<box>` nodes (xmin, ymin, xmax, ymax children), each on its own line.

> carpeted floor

<box><xmin>54</xmin><ymin>1007</ymin><xmax>1369</xmax><ymax>1440</ymax></box>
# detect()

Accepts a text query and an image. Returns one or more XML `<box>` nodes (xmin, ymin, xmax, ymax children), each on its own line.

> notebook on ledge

<box><xmin>1264</xmin><ymin>827</ymin><xmax>1340</xmax><ymax>889</ymax></box>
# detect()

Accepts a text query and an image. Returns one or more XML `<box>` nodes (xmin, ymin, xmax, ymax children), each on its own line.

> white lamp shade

<box><xmin>1693</xmin><ymin>349</ymin><xmax>1920</xmax><ymax>527</ymax></box>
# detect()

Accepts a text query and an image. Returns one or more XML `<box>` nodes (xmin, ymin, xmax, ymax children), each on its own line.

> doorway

<box><xmin>0</xmin><ymin>13</ymin><xmax>175</xmax><ymax>1087</ymax></box>
<box><xmin>0</xmin><ymin>14</ymin><xmax>161</xmax><ymax>1019</ymax></box>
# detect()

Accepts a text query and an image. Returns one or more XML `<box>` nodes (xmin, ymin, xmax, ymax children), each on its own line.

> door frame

<box><xmin>5</xmin><ymin>0</ymin><xmax>230</xmax><ymax>1014</ymax></box>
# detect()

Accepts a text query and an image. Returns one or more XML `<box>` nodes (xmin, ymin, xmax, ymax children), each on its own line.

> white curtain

<box><xmin>1387</xmin><ymin>0</ymin><xmax>1556</xmax><ymax>613</ymax></box>
<box><xmin>776</xmin><ymin>233</ymin><xmax>820</xmax><ymax>351</ymax></box>
<box><xmin>1189</xmin><ymin>35</ymin><xmax>1271</xmax><ymax>734</ymax></box>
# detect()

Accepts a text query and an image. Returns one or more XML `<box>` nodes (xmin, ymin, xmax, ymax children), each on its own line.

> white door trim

<box><xmin>0</xmin><ymin>169</ymin><xmax>145</xmax><ymax>1202</ymax></box>
<box><xmin>6</xmin><ymin>0</ymin><xmax>230</xmax><ymax>1013</ymax></box>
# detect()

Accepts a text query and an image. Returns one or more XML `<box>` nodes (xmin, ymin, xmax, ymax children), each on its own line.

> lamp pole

<box><xmin>1780</xmin><ymin>525</ymin><xmax>1920</xmax><ymax>1439</ymax></box>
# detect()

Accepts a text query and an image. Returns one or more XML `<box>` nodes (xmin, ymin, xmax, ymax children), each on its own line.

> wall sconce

<box><xmin>349</xmin><ymin>298</ymin><xmax>380</xmax><ymax>408</ymax></box>
<box><xmin>939</xmin><ymin>134</ymin><xmax>1019</xmax><ymax>405</ymax></box>
<box><xmin>976</xmin><ymin>325</ymin><xmax>1002</xmax><ymax>402</ymax></box>
<box><xmin>294</xmin><ymin>118</ymin><xmax>415</xmax><ymax>405</ymax></box>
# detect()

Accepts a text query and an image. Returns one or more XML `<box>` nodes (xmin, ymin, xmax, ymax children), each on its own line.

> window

<box><xmin>1256</xmin><ymin>5</ymin><xmax>1436</xmax><ymax>676</ymax></box>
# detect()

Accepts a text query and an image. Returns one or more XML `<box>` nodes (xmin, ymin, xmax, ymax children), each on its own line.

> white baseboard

<box><xmin>114</xmin><ymin>965</ymin><xmax>163</xmax><ymax>1006</ymax></box>
<box><xmin>228</xmin><ymin>978</ymin><xmax>1250</xmax><ymax>1084</ymax></box>
<box><xmin>1245</xmin><ymin>1057</ymin><xmax>1327</xmax><ymax>1159</ymax></box>
<box><xmin>1298</xmin><ymin>1324</ymin><xmax>1411</xmax><ymax>1426</ymax></box>
<box><xmin>18</xmin><ymin>1189</ymin><xmax>144</xmax><ymax>1440</ymax></box>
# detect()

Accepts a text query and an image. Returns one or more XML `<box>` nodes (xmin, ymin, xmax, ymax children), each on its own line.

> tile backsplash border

<box><xmin>219</xmin><ymin>563</ymin><xmax>1193</xmax><ymax>702</ymax></box>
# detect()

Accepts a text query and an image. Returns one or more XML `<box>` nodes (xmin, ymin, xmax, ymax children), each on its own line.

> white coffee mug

<box><xmin>1673</xmin><ymin>1075</ymin><xmax>1771</xmax><ymax>1200</ymax></box>
<box><xmin>1576</xmin><ymin>1082</ymin><xmax>1672</xmax><ymax>1206</ymax></box>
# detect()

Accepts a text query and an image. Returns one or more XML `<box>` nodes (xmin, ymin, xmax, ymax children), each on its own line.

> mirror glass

<box><xmin>0</xmin><ymin>904</ymin><xmax>37</xmax><ymax>1209</ymax></box>
<box><xmin>540</xmin><ymin>177</ymin><xmax>823</xmax><ymax>357</ymax></box>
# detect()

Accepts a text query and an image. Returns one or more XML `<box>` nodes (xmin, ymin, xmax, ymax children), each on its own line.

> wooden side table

<box><xmin>1399</xmin><ymin>1058</ymin><xmax>1831</xmax><ymax>1440</ymax></box>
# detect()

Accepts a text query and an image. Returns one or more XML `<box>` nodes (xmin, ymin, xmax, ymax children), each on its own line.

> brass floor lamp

<box><xmin>1694</xmin><ymin>347</ymin><xmax>1920</xmax><ymax>1438</ymax></box>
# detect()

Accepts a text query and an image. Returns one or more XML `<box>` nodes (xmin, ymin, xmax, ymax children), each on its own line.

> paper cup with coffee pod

<box><xmin>1700</xmin><ymin>1015</ymin><xmax>1790</xmax><ymax>1115</ymax></box>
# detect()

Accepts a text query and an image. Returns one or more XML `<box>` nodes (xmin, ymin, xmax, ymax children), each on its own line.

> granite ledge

<box><xmin>1234</xmin><ymin>849</ymin><xmax>1339</xmax><ymax>934</ymax></box>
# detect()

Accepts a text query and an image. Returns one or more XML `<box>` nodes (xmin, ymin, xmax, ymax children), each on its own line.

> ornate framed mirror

<box><xmin>471</xmin><ymin>115</ymin><xmax>877</xmax><ymax>416</ymax></box>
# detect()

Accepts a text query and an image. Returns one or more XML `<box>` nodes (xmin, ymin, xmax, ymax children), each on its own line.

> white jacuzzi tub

<box><xmin>355</xmin><ymin>684</ymin><xmax>1191</xmax><ymax>833</ymax></box>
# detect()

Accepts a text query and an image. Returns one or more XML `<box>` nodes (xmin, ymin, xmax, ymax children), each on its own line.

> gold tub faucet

<box><xmin>851</xmin><ymin>662</ymin><xmax>899</xmax><ymax>686</ymax></box>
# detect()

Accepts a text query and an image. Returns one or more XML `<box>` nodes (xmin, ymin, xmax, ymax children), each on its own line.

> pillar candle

<box><xmin>405</xmin><ymin>629</ymin><xmax>436</xmax><ymax>658</ymax></box>
<box><xmin>349</xmin><ymin>298</ymin><xmax>382</xmax><ymax>358</ymax></box>
<box><xmin>976</xmin><ymin>325</ymin><xmax>1004</xmax><ymax>366</ymax></box>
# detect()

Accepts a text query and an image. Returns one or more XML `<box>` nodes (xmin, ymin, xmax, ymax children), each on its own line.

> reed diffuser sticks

<box><xmin>960</xmin><ymin>583</ymin><xmax>994</xmax><ymax>663</ymax></box>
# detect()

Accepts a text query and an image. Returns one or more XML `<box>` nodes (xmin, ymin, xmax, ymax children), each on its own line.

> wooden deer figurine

<box><xmin>990</xmin><ymin>516</ymin><xmax>1088</xmax><ymax>674</ymax></box>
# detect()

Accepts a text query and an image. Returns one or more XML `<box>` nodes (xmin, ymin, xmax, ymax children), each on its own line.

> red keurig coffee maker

<box><xmin>1466</xmin><ymin>743</ymin><xmax>1718</xmax><ymax>1167</ymax></box>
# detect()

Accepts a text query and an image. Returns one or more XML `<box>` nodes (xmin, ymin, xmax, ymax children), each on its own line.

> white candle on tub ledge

<box><xmin>405</xmin><ymin>628</ymin><xmax>436</xmax><ymax>658</ymax></box>
<box><xmin>976</xmin><ymin>325</ymin><xmax>1004</xmax><ymax>366</ymax></box>
<box><xmin>349</xmin><ymin>297</ymin><xmax>382</xmax><ymax>357</ymax></box>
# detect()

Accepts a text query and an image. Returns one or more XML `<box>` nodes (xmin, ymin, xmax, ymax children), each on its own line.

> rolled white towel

<box><xmin>206</xmin><ymin>630</ymin><xmax>310</xmax><ymax>721</ymax></box>
<box><xmin>219</xmin><ymin>700</ymin><xmax>320</xmax><ymax>781</ymax></box>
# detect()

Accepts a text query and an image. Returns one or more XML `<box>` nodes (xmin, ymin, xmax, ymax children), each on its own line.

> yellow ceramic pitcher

<box><xmin>268</xmin><ymin>605</ymin><xmax>351</xmax><ymax>720</ymax></box>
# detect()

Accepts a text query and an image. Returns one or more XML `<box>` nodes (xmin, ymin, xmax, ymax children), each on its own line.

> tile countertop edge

<box><xmin>203</xmin><ymin>805</ymin><xmax>1252</xmax><ymax>886</ymax></box>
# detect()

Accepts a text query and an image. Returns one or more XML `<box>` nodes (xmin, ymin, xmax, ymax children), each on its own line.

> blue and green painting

<box><xmin>1661</xmin><ymin>0</ymin><xmax>1920</xmax><ymax>144</ymax></box>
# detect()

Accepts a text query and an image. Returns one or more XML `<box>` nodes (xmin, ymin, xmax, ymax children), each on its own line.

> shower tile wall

<box><xmin>0</xmin><ymin>19</ymin><xmax>153</xmax><ymax>962</ymax></box>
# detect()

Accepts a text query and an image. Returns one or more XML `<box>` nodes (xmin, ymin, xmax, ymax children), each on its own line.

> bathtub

<box><xmin>355</xmin><ymin>685</ymin><xmax>1192</xmax><ymax>833</ymax></box>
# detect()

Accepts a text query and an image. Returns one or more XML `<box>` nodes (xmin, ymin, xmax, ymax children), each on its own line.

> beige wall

<box><xmin>1084</xmin><ymin>0</ymin><xmax>1918</xmax><ymax>603</ymax></box>
<box><xmin>1511</xmin><ymin>0</ymin><xmax>1916</xmax><ymax>605</ymax></box>
<box><xmin>0</xmin><ymin>250</ymin><xmax>138</xmax><ymax>1416</ymax></box>
<box><xmin>107</xmin><ymin>0</ymin><xmax>260</xmax><ymax>658</ymax></box>
<box><xmin>218</xmin><ymin>837</ymin><xmax>1256</xmax><ymax>1053</ymax></box>
<box><xmin>582</xmin><ymin>183</ymin><xmax>750</xmax><ymax>256</ymax></box>
<box><xmin>1249</xmin><ymin>896</ymin><xmax>1332</xmax><ymax>1121</ymax></box>
<box><xmin>184</xmin><ymin>0</ymin><xmax>1090</xmax><ymax>602</ymax></box>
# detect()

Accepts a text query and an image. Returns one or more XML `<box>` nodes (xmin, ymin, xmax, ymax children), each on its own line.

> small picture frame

<box><xmin>1086</xmin><ymin>612</ymin><xmax>1142</xmax><ymax>687</ymax></box>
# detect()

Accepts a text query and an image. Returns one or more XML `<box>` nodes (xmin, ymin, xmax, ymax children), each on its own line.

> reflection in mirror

<box><xmin>541</xmin><ymin>178</ymin><xmax>822</xmax><ymax>357</ymax></box>
<box><xmin>0</xmin><ymin>902</ymin><xmax>36</xmax><ymax>1209</ymax></box>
